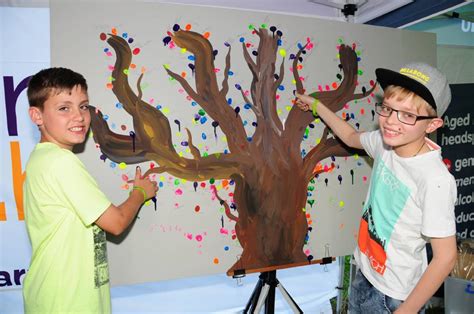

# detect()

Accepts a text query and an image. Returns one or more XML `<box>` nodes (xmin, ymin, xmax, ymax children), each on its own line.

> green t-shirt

<box><xmin>23</xmin><ymin>142</ymin><xmax>112</xmax><ymax>313</ymax></box>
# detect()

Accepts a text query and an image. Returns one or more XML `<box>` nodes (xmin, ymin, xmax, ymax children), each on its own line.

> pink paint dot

<box><xmin>196</xmin><ymin>235</ymin><xmax>203</xmax><ymax>242</ymax></box>
<box><xmin>186</xmin><ymin>233</ymin><xmax>193</xmax><ymax>240</ymax></box>
<box><xmin>175</xmin><ymin>189</ymin><xmax>183</xmax><ymax>195</ymax></box>
<box><xmin>220</xmin><ymin>228</ymin><xmax>229</xmax><ymax>235</ymax></box>
<box><xmin>363</xmin><ymin>176</ymin><xmax>367</xmax><ymax>182</ymax></box>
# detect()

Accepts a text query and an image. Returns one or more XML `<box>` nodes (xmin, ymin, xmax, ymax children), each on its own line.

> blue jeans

<box><xmin>349</xmin><ymin>269</ymin><xmax>404</xmax><ymax>313</ymax></box>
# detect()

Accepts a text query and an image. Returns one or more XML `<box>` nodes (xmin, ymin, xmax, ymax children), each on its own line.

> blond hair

<box><xmin>383</xmin><ymin>85</ymin><xmax>436</xmax><ymax>116</ymax></box>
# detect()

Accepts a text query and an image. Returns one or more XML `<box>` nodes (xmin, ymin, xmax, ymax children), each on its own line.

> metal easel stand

<box><xmin>243</xmin><ymin>270</ymin><xmax>303</xmax><ymax>314</ymax></box>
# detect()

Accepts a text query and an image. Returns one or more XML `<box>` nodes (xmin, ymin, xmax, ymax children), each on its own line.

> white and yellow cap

<box><xmin>376</xmin><ymin>62</ymin><xmax>452</xmax><ymax>117</ymax></box>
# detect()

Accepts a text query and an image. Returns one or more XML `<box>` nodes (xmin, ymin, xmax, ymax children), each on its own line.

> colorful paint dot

<box><xmin>118</xmin><ymin>162</ymin><xmax>127</xmax><ymax>169</ymax></box>
<box><xmin>213</xmin><ymin>258</ymin><xmax>219</xmax><ymax>264</ymax></box>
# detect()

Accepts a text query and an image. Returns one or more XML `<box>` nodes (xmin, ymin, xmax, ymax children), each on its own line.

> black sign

<box><xmin>437</xmin><ymin>84</ymin><xmax>474</xmax><ymax>239</ymax></box>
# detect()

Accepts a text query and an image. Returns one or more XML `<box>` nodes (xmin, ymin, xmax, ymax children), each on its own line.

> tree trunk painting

<box><xmin>89</xmin><ymin>25</ymin><xmax>376</xmax><ymax>274</ymax></box>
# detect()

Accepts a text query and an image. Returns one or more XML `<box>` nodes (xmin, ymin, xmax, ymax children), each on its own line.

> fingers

<box><xmin>135</xmin><ymin>166</ymin><xmax>142</xmax><ymax>179</ymax></box>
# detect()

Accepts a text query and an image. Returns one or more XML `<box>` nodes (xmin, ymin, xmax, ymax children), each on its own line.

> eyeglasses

<box><xmin>374</xmin><ymin>103</ymin><xmax>436</xmax><ymax>125</ymax></box>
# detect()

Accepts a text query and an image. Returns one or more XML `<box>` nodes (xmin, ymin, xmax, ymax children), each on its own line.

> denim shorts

<box><xmin>349</xmin><ymin>269</ymin><xmax>404</xmax><ymax>314</ymax></box>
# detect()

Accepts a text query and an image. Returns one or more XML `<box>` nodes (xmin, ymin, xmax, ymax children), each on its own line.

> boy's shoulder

<box><xmin>27</xmin><ymin>142</ymin><xmax>79</xmax><ymax>173</ymax></box>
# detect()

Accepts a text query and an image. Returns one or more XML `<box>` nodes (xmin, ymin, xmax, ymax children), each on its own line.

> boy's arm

<box><xmin>394</xmin><ymin>235</ymin><xmax>457</xmax><ymax>314</ymax></box>
<box><xmin>295</xmin><ymin>93</ymin><xmax>363</xmax><ymax>149</ymax></box>
<box><xmin>95</xmin><ymin>166</ymin><xmax>158</xmax><ymax>236</ymax></box>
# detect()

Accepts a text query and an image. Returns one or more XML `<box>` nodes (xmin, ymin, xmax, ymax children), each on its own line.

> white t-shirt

<box><xmin>353</xmin><ymin>130</ymin><xmax>456</xmax><ymax>300</ymax></box>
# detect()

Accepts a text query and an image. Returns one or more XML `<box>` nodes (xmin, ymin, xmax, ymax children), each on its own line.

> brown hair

<box><xmin>384</xmin><ymin>85</ymin><xmax>436</xmax><ymax>116</ymax></box>
<box><xmin>27</xmin><ymin>67</ymin><xmax>88</xmax><ymax>109</ymax></box>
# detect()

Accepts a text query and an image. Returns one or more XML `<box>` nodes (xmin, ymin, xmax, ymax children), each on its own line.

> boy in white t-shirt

<box><xmin>296</xmin><ymin>63</ymin><xmax>457</xmax><ymax>313</ymax></box>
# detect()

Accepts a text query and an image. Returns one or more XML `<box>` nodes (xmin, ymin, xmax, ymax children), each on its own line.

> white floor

<box><xmin>1</xmin><ymin>263</ymin><xmax>338</xmax><ymax>313</ymax></box>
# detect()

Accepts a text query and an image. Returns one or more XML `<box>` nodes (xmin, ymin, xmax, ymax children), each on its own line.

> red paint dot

<box><xmin>332</xmin><ymin>82</ymin><xmax>338</xmax><ymax>89</ymax></box>
<box><xmin>132</xmin><ymin>48</ymin><xmax>141</xmax><ymax>55</ymax></box>
<box><xmin>232</xmin><ymin>235</ymin><xmax>237</xmax><ymax>240</ymax></box>
<box><xmin>200</xmin><ymin>182</ymin><xmax>206</xmax><ymax>188</ymax></box>
<box><xmin>99</xmin><ymin>33</ymin><xmax>107</xmax><ymax>41</ymax></box>
<box><xmin>195</xmin><ymin>205</ymin><xmax>201</xmax><ymax>212</ymax></box>
<box><xmin>120</xmin><ymin>125</ymin><xmax>127</xmax><ymax>131</ymax></box>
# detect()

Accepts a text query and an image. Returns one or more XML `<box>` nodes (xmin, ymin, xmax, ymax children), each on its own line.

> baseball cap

<box><xmin>375</xmin><ymin>62</ymin><xmax>451</xmax><ymax>117</ymax></box>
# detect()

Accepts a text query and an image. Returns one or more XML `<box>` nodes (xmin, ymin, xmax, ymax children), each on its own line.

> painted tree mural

<box><xmin>89</xmin><ymin>24</ymin><xmax>376</xmax><ymax>274</ymax></box>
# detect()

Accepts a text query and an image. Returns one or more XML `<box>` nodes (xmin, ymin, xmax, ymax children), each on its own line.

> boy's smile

<box><xmin>378</xmin><ymin>96</ymin><xmax>433</xmax><ymax>158</ymax></box>
<box><xmin>29</xmin><ymin>85</ymin><xmax>91</xmax><ymax>150</ymax></box>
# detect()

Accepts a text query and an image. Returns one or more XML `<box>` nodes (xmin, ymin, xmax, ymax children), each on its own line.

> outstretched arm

<box><xmin>295</xmin><ymin>93</ymin><xmax>363</xmax><ymax>149</ymax></box>
<box><xmin>95</xmin><ymin>166</ymin><xmax>158</xmax><ymax>236</ymax></box>
<box><xmin>394</xmin><ymin>235</ymin><xmax>457</xmax><ymax>313</ymax></box>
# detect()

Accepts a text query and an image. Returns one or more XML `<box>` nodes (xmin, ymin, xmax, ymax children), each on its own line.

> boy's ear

<box><xmin>425</xmin><ymin>117</ymin><xmax>443</xmax><ymax>134</ymax></box>
<box><xmin>29</xmin><ymin>107</ymin><xmax>43</xmax><ymax>126</ymax></box>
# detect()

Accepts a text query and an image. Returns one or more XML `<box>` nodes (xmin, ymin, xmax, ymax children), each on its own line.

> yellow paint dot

<box><xmin>302</xmin><ymin>207</ymin><xmax>306</xmax><ymax>212</ymax></box>
<box><xmin>221</xmin><ymin>137</ymin><xmax>227</xmax><ymax>143</ymax></box>
<box><xmin>145</xmin><ymin>200</ymin><xmax>151</xmax><ymax>206</ymax></box>
<box><xmin>353</xmin><ymin>153</ymin><xmax>359</xmax><ymax>160</ymax></box>
<box><xmin>339</xmin><ymin>201</ymin><xmax>345</xmax><ymax>207</ymax></box>
<box><xmin>163</xmin><ymin>64</ymin><xmax>170</xmax><ymax>69</ymax></box>
<box><xmin>162</xmin><ymin>107</ymin><xmax>170</xmax><ymax>114</ymax></box>
<box><xmin>160</xmin><ymin>176</ymin><xmax>165</xmax><ymax>182</ymax></box>
<box><xmin>292</xmin><ymin>79</ymin><xmax>297</xmax><ymax>85</ymax></box>
<box><xmin>314</xmin><ymin>118</ymin><xmax>321</xmax><ymax>123</ymax></box>
<box><xmin>285</xmin><ymin>106</ymin><xmax>292</xmax><ymax>111</ymax></box>
<box><xmin>179</xmin><ymin>152</ymin><xmax>183</xmax><ymax>157</ymax></box>
<box><xmin>181</xmin><ymin>179</ymin><xmax>187</xmax><ymax>184</ymax></box>
<box><xmin>119</xmin><ymin>162</ymin><xmax>127</xmax><ymax>169</ymax></box>
<box><xmin>277</xmin><ymin>109</ymin><xmax>282</xmax><ymax>115</ymax></box>
<box><xmin>185</xmin><ymin>148</ymin><xmax>191</xmax><ymax>153</ymax></box>
<box><xmin>279</xmin><ymin>49</ymin><xmax>286</xmax><ymax>57</ymax></box>
<box><xmin>213</xmin><ymin>258</ymin><xmax>219</xmax><ymax>264</ymax></box>
<box><xmin>316</xmin><ymin>138</ymin><xmax>321</xmax><ymax>144</ymax></box>
<box><xmin>180</xmin><ymin>48</ymin><xmax>187</xmax><ymax>54</ymax></box>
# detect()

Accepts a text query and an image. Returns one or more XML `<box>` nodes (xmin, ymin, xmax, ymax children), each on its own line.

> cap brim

<box><xmin>375</xmin><ymin>68</ymin><xmax>437</xmax><ymax>112</ymax></box>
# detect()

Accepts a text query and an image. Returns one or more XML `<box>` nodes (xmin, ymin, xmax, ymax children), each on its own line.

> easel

<box><xmin>230</xmin><ymin>256</ymin><xmax>335</xmax><ymax>313</ymax></box>
<box><xmin>243</xmin><ymin>270</ymin><xmax>303</xmax><ymax>313</ymax></box>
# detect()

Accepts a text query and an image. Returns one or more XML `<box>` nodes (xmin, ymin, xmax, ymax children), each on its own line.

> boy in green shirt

<box><xmin>23</xmin><ymin>67</ymin><xmax>158</xmax><ymax>313</ymax></box>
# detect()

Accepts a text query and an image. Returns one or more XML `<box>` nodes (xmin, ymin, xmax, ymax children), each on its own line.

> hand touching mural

<box><xmin>89</xmin><ymin>25</ymin><xmax>375</xmax><ymax>274</ymax></box>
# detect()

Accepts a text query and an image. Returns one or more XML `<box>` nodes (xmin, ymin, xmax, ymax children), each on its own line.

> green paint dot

<box><xmin>198</xmin><ymin>109</ymin><xmax>206</xmax><ymax>116</ymax></box>
<box><xmin>219</xmin><ymin>207</ymin><xmax>225</xmax><ymax>213</ymax></box>
<box><xmin>210</xmin><ymin>178</ymin><xmax>215</xmax><ymax>184</ymax></box>
<box><xmin>310</xmin><ymin>179</ymin><xmax>315</xmax><ymax>184</ymax></box>
<box><xmin>261</xmin><ymin>24</ymin><xmax>267</xmax><ymax>29</ymax></box>
<box><xmin>248</xmin><ymin>24</ymin><xmax>254</xmax><ymax>30</ymax></box>
<box><xmin>357</xmin><ymin>51</ymin><xmax>361</xmax><ymax>56</ymax></box>
<box><xmin>338</xmin><ymin>38</ymin><xmax>344</xmax><ymax>44</ymax></box>
<box><xmin>203</xmin><ymin>152</ymin><xmax>209</xmax><ymax>157</ymax></box>
<box><xmin>358</xmin><ymin>70</ymin><xmax>363</xmax><ymax>75</ymax></box>
<box><xmin>174</xmin><ymin>179</ymin><xmax>180</xmax><ymax>186</ymax></box>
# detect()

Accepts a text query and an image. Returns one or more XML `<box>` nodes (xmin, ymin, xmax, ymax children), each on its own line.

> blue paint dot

<box><xmin>103</xmin><ymin>115</ymin><xmax>109</xmax><ymax>121</ymax></box>
<box><xmin>156</xmin><ymin>105</ymin><xmax>162</xmax><ymax>110</ymax></box>
<box><xmin>122</xmin><ymin>33</ymin><xmax>128</xmax><ymax>38</ymax></box>
<box><xmin>110</xmin><ymin>162</ymin><xmax>116</xmax><ymax>168</ymax></box>
<box><xmin>224</xmin><ymin>246</ymin><xmax>229</xmax><ymax>251</ymax></box>
<box><xmin>278</xmin><ymin>85</ymin><xmax>285</xmax><ymax>91</ymax></box>
<box><xmin>227</xmin><ymin>98</ymin><xmax>232</xmax><ymax>105</ymax></box>
<box><xmin>239</xmin><ymin>37</ymin><xmax>245</xmax><ymax>43</ymax></box>
<box><xmin>201</xmin><ymin>133</ymin><xmax>207</xmax><ymax>140</ymax></box>
<box><xmin>191</xmin><ymin>101</ymin><xmax>197</xmax><ymax>107</ymax></box>
<box><xmin>111</xmin><ymin>123</ymin><xmax>116</xmax><ymax>129</ymax></box>
<box><xmin>277</xmin><ymin>39</ymin><xmax>282</xmax><ymax>46</ymax></box>
<box><xmin>243</xmin><ymin>121</ymin><xmax>248</xmax><ymax>126</ymax></box>
<box><xmin>104</xmin><ymin>48</ymin><xmax>109</xmax><ymax>53</ymax></box>
<box><xmin>188</xmin><ymin>55</ymin><xmax>195</xmax><ymax>61</ymax></box>
<box><xmin>115</xmin><ymin>102</ymin><xmax>123</xmax><ymax>109</ymax></box>
<box><xmin>224</xmin><ymin>149</ymin><xmax>229</xmax><ymax>154</ymax></box>
<box><xmin>247</xmin><ymin>137</ymin><xmax>252</xmax><ymax>142</ymax></box>
<box><xmin>159</xmin><ymin>182</ymin><xmax>164</xmax><ymax>188</ymax></box>
<box><xmin>200</xmin><ymin>116</ymin><xmax>208</xmax><ymax>124</ymax></box>
<box><xmin>128</xmin><ymin>38</ymin><xmax>134</xmax><ymax>44</ymax></box>
<box><xmin>244</xmin><ymin>103</ymin><xmax>251</xmax><ymax>110</ymax></box>
<box><xmin>228</xmin><ymin>71</ymin><xmax>234</xmax><ymax>76</ymax></box>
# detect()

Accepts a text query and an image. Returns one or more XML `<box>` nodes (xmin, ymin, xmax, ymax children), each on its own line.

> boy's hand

<box><xmin>133</xmin><ymin>166</ymin><xmax>158</xmax><ymax>201</ymax></box>
<box><xmin>294</xmin><ymin>93</ymin><xmax>314</xmax><ymax>111</ymax></box>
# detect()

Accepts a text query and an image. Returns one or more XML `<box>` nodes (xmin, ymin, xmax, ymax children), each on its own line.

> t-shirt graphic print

<box><xmin>358</xmin><ymin>159</ymin><xmax>410</xmax><ymax>275</ymax></box>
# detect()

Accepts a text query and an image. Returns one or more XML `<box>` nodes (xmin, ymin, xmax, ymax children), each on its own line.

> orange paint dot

<box><xmin>106</xmin><ymin>83</ymin><xmax>113</xmax><ymax>89</ymax></box>
<box><xmin>222</xmin><ymin>179</ymin><xmax>229</xmax><ymax>187</ymax></box>
<box><xmin>308</xmin><ymin>219</ymin><xmax>313</xmax><ymax>225</ymax></box>
<box><xmin>332</xmin><ymin>82</ymin><xmax>338</xmax><ymax>89</ymax></box>
<box><xmin>111</xmin><ymin>27</ymin><xmax>117</xmax><ymax>35</ymax></box>
<box><xmin>185</xmin><ymin>24</ymin><xmax>192</xmax><ymax>31</ymax></box>
<box><xmin>342</xmin><ymin>112</ymin><xmax>346</xmax><ymax>119</ymax></box>
<box><xmin>213</xmin><ymin>258</ymin><xmax>219</xmax><ymax>264</ymax></box>
<box><xmin>203</xmin><ymin>32</ymin><xmax>210</xmax><ymax>39</ymax></box>
<box><xmin>360</xmin><ymin>108</ymin><xmax>365</xmax><ymax>115</ymax></box>
<box><xmin>181</xmin><ymin>71</ymin><xmax>187</xmax><ymax>78</ymax></box>
<box><xmin>130</xmin><ymin>63</ymin><xmax>136</xmax><ymax>69</ymax></box>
